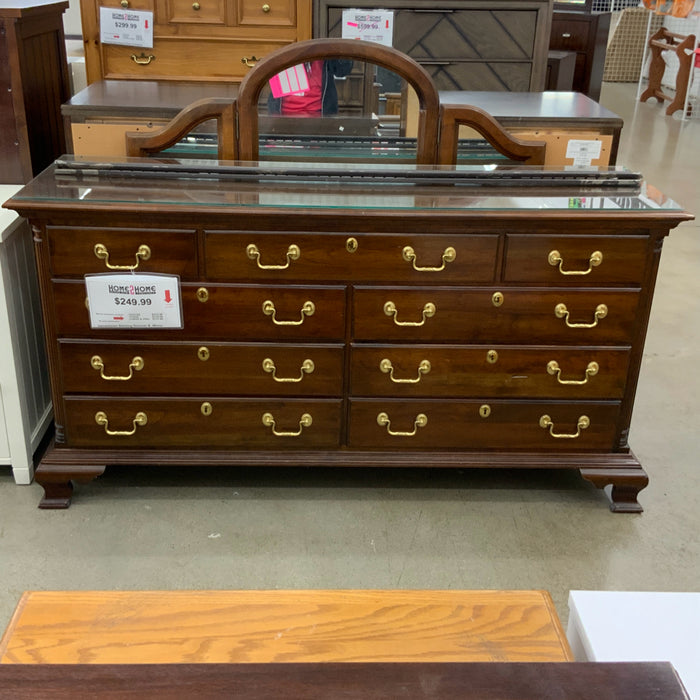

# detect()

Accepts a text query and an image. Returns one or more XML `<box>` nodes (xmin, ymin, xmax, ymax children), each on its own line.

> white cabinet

<box><xmin>0</xmin><ymin>186</ymin><xmax>52</xmax><ymax>484</ymax></box>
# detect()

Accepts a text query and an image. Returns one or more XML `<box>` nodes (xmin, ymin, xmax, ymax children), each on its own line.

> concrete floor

<box><xmin>1</xmin><ymin>83</ymin><xmax>698</xmax><ymax>637</ymax></box>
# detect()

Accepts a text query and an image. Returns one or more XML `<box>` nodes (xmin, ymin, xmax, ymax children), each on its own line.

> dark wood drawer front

<box><xmin>206</xmin><ymin>232</ymin><xmax>498</xmax><ymax>283</ymax></box>
<box><xmin>504</xmin><ymin>235</ymin><xmax>649</xmax><ymax>286</ymax></box>
<box><xmin>349</xmin><ymin>399</ymin><xmax>620</xmax><ymax>450</ymax></box>
<box><xmin>352</xmin><ymin>288</ymin><xmax>640</xmax><ymax>344</ymax></box>
<box><xmin>53</xmin><ymin>282</ymin><xmax>346</xmax><ymax>340</ymax></box>
<box><xmin>550</xmin><ymin>19</ymin><xmax>590</xmax><ymax>52</ymax></box>
<box><xmin>47</xmin><ymin>227</ymin><xmax>198</xmax><ymax>279</ymax></box>
<box><xmin>63</xmin><ymin>398</ymin><xmax>342</xmax><ymax>448</ymax></box>
<box><xmin>350</xmin><ymin>345</ymin><xmax>630</xmax><ymax>399</ymax></box>
<box><xmin>59</xmin><ymin>342</ymin><xmax>344</xmax><ymax>396</ymax></box>
<box><xmin>421</xmin><ymin>61</ymin><xmax>533</xmax><ymax>92</ymax></box>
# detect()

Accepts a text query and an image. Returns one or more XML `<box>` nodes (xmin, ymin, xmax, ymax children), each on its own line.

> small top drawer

<box><xmin>503</xmin><ymin>235</ymin><xmax>649</xmax><ymax>286</ymax></box>
<box><xmin>165</xmin><ymin>0</ymin><xmax>227</xmax><ymax>25</ymax></box>
<box><xmin>206</xmin><ymin>231</ymin><xmax>498</xmax><ymax>284</ymax></box>
<box><xmin>47</xmin><ymin>227</ymin><xmax>198</xmax><ymax>279</ymax></box>
<box><xmin>238</xmin><ymin>0</ymin><xmax>296</xmax><ymax>27</ymax></box>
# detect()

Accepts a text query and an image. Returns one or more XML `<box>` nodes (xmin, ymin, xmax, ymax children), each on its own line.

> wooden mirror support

<box><xmin>125</xmin><ymin>97</ymin><xmax>237</xmax><ymax>160</ymax></box>
<box><xmin>438</xmin><ymin>104</ymin><xmax>547</xmax><ymax>166</ymax></box>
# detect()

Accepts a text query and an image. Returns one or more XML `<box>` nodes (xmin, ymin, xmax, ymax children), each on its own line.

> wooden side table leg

<box><xmin>640</xmin><ymin>30</ymin><xmax>668</xmax><ymax>103</ymax></box>
<box><xmin>580</xmin><ymin>463</ymin><xmax>648</xmax><ymax>513</ymax></box>
<box><xmin>665</xmin><ymin>34</ymin><xmax>696</xmax><ymax>116</ymax></box>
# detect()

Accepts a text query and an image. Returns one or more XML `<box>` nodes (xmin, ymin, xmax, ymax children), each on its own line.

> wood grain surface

<box><xmin>0</xmin><ymin>590</ymin><xmax>573</xmax><ymax>664</ymax></box>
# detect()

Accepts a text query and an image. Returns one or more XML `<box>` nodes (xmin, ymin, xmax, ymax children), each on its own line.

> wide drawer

<box><xmin>47</xmin><ymin>226</ymin><xmax>198</xmax><ymax>279</ymax></box>
<box><xmin>60</xmin><ymin>341</ymin><xmax>344</xmax><ymax>396</ymax></box>
<box><xmin>63</xmin><ymin>397</ymin><xmax>342</xmax><ymax>448</ymax></box>
<box><xmin>53</xmin><ymin>282</ymin><xmax>346</xmax><ymax>340</ymax></box>
<box><xmin>503</xmin><ymin>235</ymin><xmax>649</xmax><ymax>286</ymax></box>
<box><xmin>349</xmin><ymin>399</ymin><xmax>620</xmax><ymax>451</ymax></box>
<box><xmin>205</xmin><ymin>231</ymin><xmax>498</xmax><ymax>283</ymax></box>
<box><xmin>352</xmin><ymin>287</ymin><xmax>640</xmax><ymax>344</ymax></box>
<box><xmin>102</xmin><ymin>38</ymin><xmax>292</xmax><ymax>81</ymax></box>
<box><xmin>350</xmin><ymin>345</ymin><xmax>630</xmax><ymax>399</ymax></box>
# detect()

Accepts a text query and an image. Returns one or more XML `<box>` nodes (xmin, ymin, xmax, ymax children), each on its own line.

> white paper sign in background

<box><xmin>100</xmin><ymin>7</ymin><xmax>153</xmax><ymax>48</ymax></box>
<box><xmin>342</xmin><ymin>9</ymin><xmax>394</xmax><ymax>46</ymax></box>
<box><xmin>566</xmin><ymin>139</ymin><xmax>603</xmax><ymax>167</ymax></box>
<box><xmin>85</xmin><ymin>273</ymin><xmax>182</xmax><ymax>329</ymax></box>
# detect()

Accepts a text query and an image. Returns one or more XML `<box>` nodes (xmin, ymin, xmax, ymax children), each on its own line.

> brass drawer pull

<box><xmin>376</xmin><ymin>412</ymin><xmax>427</xmax><ymax>437</ymax></box>
<box><xmin>192</xmin><ymin>2</ymin><xmax>200</xmax><ymax>9</ymax></box>
<box><xmin>91</xmin><ymin>355</ymin><xmax>144</xmax><ymax>381</ymax></box>
<box><xmin>94</xmin><ymin>243</ymin><xmax>151</xmax><ymax>270</ymax></box>
<box><xmin>130</xmin><ymin>53</ymin><xmax>155</xmax><ymax>65</ymax></box>
<box><xmin>539</xmin><ymin>414</ymin><xmax>590</xmax><ymax>439</ymax></box>
<box><xmin>547</xmin><ymin>360</ymin><xmax>599</xmax><ymax>385</ymax></box>
<box><xmin>379</xmin><ymin>358</ymin><xmax>431</xmax><ymax>383</ymax></box>
<box><xmin>262</xmin><ymin>3</ymin><xmax>271</xmax><ymax>10</ymax></box>
<box><xmin>548</xmin><ymin>249</ymin><xmax>603</xmax><ymax>275</ymax></box>
<box><xmin>262</xmin><ymin>300</ymin><xmax>315</xmax><ymax>325</ymax></box>
<box><xmin>262</xmin><ymin>412</ymin><xmax>312</xmax><ymax>437</ymax></box>
<box><xmin>555</xmin><ymin>303</ymin><xmax>607</xmax><ymax>328</ymax></box>
<box><xmin>384</xmin><ymin>301</ymin><xmax>436</xmax><ymax>327</ymax></box>
<box><xmin>241</xmin><ymin>56</ymin><xmax>260</xmax><ymax>67</ymax></box>
<box><xmin>402</xmin><ymin>245</ymin><xmax>456</xmax><ymax>272</ymax></box>
<box><xmin>247</xmin><ymin>243</ymin><xmax>300</xmax><ymax>270</ymax></box>
<box><xmin>95</xmin><ymin>411</ymin><xmax>147</xmax><ymax>436</ymax></box>
<box><xmin>263</xmin><ymin>357</ymin><xmax>314</xmax><ymax>382</ymax></box>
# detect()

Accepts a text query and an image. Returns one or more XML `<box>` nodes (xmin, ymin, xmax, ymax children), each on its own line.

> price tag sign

<box><xmin>566</xmin><ymin>139</ymin><xmax>603</xmax><ymax>167</ymax></box>
<box><xmin>100</xmin><ymin>6</ymin><xmax>153</xmax><ymax>48</ymax></box>
<box><xmin>342</xmin><ymin>9</ymin><xmax>394</xmax><ymax>46</ymax></box>
<box><xmin>85</xmin><ymin>273</ymin><xmax>183</xmax><ymax>329</ymax></box>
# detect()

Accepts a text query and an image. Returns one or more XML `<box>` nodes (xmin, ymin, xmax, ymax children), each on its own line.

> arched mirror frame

<box><xmin>236</xmin><ymin>38</ymin><xmax>441</xmax><ymax>164</ymax></box>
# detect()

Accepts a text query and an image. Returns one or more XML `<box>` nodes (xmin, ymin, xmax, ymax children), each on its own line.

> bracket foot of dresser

<box><xmin>580</xmin><ymin>461</ymin><xmax>648</xmax><ymax>513</ymax></box>
<box><xmin>34</xmin><ymin>452</ymin><xmax>106</xmax><ymax>509</ymax></box>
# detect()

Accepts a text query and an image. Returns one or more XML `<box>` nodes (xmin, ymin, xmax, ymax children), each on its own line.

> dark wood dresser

<box><xmin>4</xmin><ymin>158</ymin><xmax>692</xmax><ymax>509</ymax></box>
<box><xmin>549</xmin><ymin>10</ymin><xmax>611</xmax><ymax>101</ymax></box>
<box><xmin>0</xmin><ymin>0</ymin><xmax>71</xmax><ymax>184</ymax></box>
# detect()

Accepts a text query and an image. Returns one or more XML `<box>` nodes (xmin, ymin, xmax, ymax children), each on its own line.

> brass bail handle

<box><xmin>247</xmin><ymin>243</ymin><xmax>300</xmax><ymax>270</ymax></box>
<box><xmin>402</xmin><ymin>245</ymin><xmax>456</xmax><ymax>272</ymax></box>
<box><xmin>94</xmin><ymin>243</ymin><xmax>151</xmax><ymax>270</ymax></box>
<box><xmin>376</xmin><ymin>412</ymin><xmax>428</xmax><ymax>437</ymax></box>
<box><xmin>262</xmin><ymin>358</ymin><xmax>315</xmax><ymax>382</ymax></box>
<box><xmin>539</xmin><ymin>414</ymin><xmax>590</xmax><ymax>439</ymax></box>
<box><xmin>262</xmin><ymin>300</ymin><xmax>315</xmax><ymax>325</ymax></box>
<box><xmin>262</xmin><ymin>412</ymin><xmax>312</xmax><ymax>437</ymax></box>
<box><xmin>547</xmin><ymin>360</ymin><xmax>599</xmax><ymax>385</ymax></box>
<box><xmin>130</xmin><ymin>53</ymin><xmax>155</xmax><ymax>65</ymax></box>
<box><xmin>548</xmin><ymin>250</ymin><xmax>603</xmax><ymax>276</ymax></box>
<box><xmin>379</xmin><ymin>358</ymin><xmax>431</xmax><ymax>384</ymax></box>
<box><xmin>91</xmin><ymin>355</ymin><xmax>144</xmax><ymax>381</ymax></box>
<box><xmin>95</xmin><ymin>411</ymin><xmax>148</xmax><ymax>437</ymax></box>
<box><xmin>384</xmin><ymin>301</ymin><xmax>436</xmax><ymax>327</ymax></box>
<box><xmin>242</xmin><ymin>56</ymin><xmax>261</xmax><ymax>67</ymax></box>
<box><xmin>555</xmin><ymin>303</ymin><xmax>608</xmax><ymax>329</ymax></box>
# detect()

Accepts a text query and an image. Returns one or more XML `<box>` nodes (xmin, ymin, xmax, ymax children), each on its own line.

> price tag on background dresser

<box><xmin>85</xmin><ymin>274</ymin><xmax>183</xmax><ymax>329</ymax></box>
<box><xmin>100</xmin><ymin>7</ymin><xmax>153</xmax><ymax>48</ymax></box>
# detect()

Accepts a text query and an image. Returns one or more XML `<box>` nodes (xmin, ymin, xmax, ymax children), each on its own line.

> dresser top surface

<box><xmin>4</xmin><ymin>158</ymin><xmax>689</xmax><ymax>219</ymax></box>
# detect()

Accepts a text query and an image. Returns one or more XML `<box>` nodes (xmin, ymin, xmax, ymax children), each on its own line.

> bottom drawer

<box><xmin>63</xmin><ymin>397</ymin><xmax>342</xmax><ymax>449</ymax></box>
<box><xmin>349</xmin><ymin>399</ymin><xmax>620</xmax><ymax>451</ymax></box>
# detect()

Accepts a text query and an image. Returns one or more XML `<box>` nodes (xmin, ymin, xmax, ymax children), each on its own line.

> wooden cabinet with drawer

<box><xmin>80</xmin><ymin>0</ymin><xmax>312</xmax><ymax>83</ymax></box>
<box><xmin>5</xmin><ymin>157</ymin><xmax>692</xmax><ymax>510</ymax></box>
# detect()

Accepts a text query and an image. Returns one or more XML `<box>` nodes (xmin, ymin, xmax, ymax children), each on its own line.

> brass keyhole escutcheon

<box><xmin>492</xmin><ymin>292</ymin><xmax>504</xmax><ymax>307</ymax></box>
<box><xmin>197</xmin><ymin>287</ymin><xmax>209</xmax><ymax>303</ymax></box>
<box><xmin>197</xmin><ymin>346</ymin><xmax>210</xmax><ymax>361</ymax></box>
<box><xmin>346</xmin><ymin>237</ymin><xmax>358</xmax><ymax>253</ymax></box>
<box><xmin>487</xmin><ymin>350</ymin><xmax>499</xmax><ymax>364</ymax></box>
<box><xmin>479</xmin><ymin>404</ymin><xmax>491</xmax><ymax>418</ymax></box>
<box><xmin>201</xmin><ymin>402</ymin><xmax>213</xmax><ymax>416</ymax></box>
